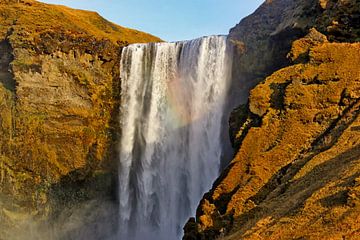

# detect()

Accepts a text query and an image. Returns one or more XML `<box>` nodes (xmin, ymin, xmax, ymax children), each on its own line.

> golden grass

<box><xmin>0</xmin><ymin>0</ymin><xmax>161</xmax><ymax>45</ymax></box>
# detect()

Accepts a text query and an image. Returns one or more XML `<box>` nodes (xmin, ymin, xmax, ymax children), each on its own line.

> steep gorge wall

<box><xmin>184</xmin><ymin>0</ymin><xmax>360</xmax><ymax>239</ymax></box>
<box><xmin>0</xmin><ymin>1</ymin><xmax>160</xmax><ymax>238</ymax></box>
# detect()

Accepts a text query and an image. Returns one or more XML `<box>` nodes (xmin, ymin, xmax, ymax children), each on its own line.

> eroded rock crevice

<box><xmin>0</xmin><ymin>39</ymin><xmax>15</xmax><ymax>92</ymax></box>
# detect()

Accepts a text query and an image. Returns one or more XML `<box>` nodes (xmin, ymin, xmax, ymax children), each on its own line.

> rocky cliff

<box><xmin>184</xmin><ymin>0</ymin><xmax>360</xmax><ymax>239</ymax></box>
<box><xmin>0</xmin><ymin>1</ymin><xmax>160</xmax><ymax>239</ymax></box>
<box><xmin>228</xmin><ymin>0</ymin><xmax>360</xmax><ymax>104</ymax></box>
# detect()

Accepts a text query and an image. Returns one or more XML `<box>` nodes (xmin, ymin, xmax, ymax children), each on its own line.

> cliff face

<box><xmin>228</xmin><ymin>0</ymin><xmax>360</xmax><ymax>104</ymax></box>
<box><xmin>184</xmin><ymin>0</ymin><xmax>360</xmax><ymax>239</ymax></box>
<box><xmin>0</xmin><ymin>0</ymin><xmax>160</xmax><ymax>238</ymax></box>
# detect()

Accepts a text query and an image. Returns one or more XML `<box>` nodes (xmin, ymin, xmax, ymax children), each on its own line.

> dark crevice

<box><xmin>0</xmin><ymin>39</ymin><xmax>15</xmax><ymax>92</ymax></box>
<box><xmin>269</xmin><ymin>81</ymin><xmax>291</xmax><ymax>111</ymax></box>
<box><xmin>229</xmin><ymin>103</ymin><xmax>262</xmax><ymax>150</ymax></box>
<box><xmin>319</xmin><ymin>190</ymin><xmax>349</xmax><ymax>208</ymax></box>
<box><xmin>217</xmin><ymin>185</ymin><xmax>242</xmax><ymax>215</ymax></box>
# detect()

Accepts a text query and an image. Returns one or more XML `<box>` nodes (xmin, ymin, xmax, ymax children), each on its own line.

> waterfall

<box><xmin>118</xmin><ymin>35</ymin><xmax>233</xmax><ymax>240</ymax></box>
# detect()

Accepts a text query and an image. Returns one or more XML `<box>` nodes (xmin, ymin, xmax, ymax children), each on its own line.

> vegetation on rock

<box><xmin>184</xmin><ymin>0</ymin><xmax>360</xmax><ymax>239</ymax></box>
<box><xmin>228</xmin><ymin>0</ymin><xmax>360</xmax><ymax>102</ymax></box>
<box><xmin>0</xmin><ymin>0</ymin><xmax>160</xmax><ymax>238</ymax></box>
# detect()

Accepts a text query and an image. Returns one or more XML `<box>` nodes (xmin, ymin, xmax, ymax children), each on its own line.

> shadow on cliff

<box><xmin>190</xmin><ymin>98</ymin><xmax>360</xmax><ymax>239</ymax></box>
<box><xmin>228</xmin><ymin>99</ymin><xmax>360</xmax><ymax>236</ymax></box>
<box><xmin>229</xmin><ymin>143</ymin><xmax>360</xmax><ymax>236</ymax></box>
<box><xmin>0</xmin><ymin>39</ymin><xmax>16</xmax><ymax>92</ymax></box>
<box><xmin>42</xmin><ymin>146</ymin><xmax>119</xmax><ymax>240</ymax></box>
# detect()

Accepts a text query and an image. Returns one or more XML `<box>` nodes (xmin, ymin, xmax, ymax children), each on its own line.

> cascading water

<box><xmin>118</xmin><ymin>35</ymin><xmax>233</xmax><ymax>240</ymax></box>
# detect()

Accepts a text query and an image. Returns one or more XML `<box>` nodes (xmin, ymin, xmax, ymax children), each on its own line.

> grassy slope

<box><xmin>0</xmin><ymin>0</ymin><xmax>161</xmax><ymax>45</ymax></box>
<box><xmin>222</xmin><ymin>41</ymin><xmax>360</xmax><ymax>240</ymax></box>
<box><xmin>189</xmin><ymin>30</ymin><xmax>360</xmax><ymax>240</ymax></box>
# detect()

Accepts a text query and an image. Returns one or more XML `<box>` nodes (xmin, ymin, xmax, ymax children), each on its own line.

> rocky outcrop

<box><xmin>228</xmin><ymin>0</ymin><xmax>360</xmax><ymax>105</ymax></box>
<box><xmin>185</xmin><ymin>32</ymin><xmax>360</xmax><ymax>240</ymax></box>
<box><xmin>184</xmin><ymin>0</ymin><xmax>360</xmax><ymax>239</ymax></box>
<box><xmin>0</xmin><ymin>1</ymin><xmax>160</xmax><ymax>238</ymax></box>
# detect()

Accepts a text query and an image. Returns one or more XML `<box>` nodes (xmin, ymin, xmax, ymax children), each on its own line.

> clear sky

<box><xmin>40</xmin><ymin>0</ymin><xmax>264</xmax><ymax>42</ymax></box>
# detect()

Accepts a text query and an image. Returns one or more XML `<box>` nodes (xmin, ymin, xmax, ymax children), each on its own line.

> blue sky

<box><xmin>40</xmin><ymin>0</ymin><xmax>264</xmax><ymax>42</ymax></box>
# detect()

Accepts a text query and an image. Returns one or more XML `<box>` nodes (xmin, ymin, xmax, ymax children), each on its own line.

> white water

<box><xmin>118</xmin><ymin>36</ymin><xmax>233</xmax><ymax>240</ymax></box>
